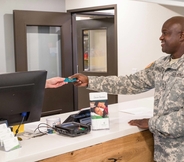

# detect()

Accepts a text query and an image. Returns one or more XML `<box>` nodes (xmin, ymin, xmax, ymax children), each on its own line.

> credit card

<box><xmin>64</xmin><ymin>78</ymin><xmax>77</xmax><ymax>82</ymax></box>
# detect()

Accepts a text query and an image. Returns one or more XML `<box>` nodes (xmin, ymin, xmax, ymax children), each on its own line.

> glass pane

<box><xmin>83</xmin><ymin>29</ymin><xmax>107</xmax><ymax>72</ymax></box>
<box><xmin>26</xmin><ymin>26</ymin><xmax>61</xmax><ymax>79</ymax></box>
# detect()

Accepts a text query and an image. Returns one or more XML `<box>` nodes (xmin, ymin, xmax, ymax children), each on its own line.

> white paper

<box><xmin>120</xmin><ymin>107</ymin><xmax>153</xmax><ymax>117</ymax></box>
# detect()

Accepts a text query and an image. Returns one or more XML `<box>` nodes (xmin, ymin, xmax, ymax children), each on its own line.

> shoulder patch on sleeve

<box><xmin>145</xmin><ymin>62</ymin><xmax>155</xmax><ymax>69</ymax></box>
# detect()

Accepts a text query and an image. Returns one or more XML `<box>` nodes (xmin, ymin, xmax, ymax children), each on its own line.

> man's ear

<box><xmin>180</xmin><ymin>32</ymin><xmax>184</xmax><ymax>41</ymax></box>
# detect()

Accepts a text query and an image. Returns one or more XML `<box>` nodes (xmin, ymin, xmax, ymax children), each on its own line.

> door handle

<box><xmin>77</xmin><ymin>65</ymin><xmax>79</xmax><ymax>73</ymax></box>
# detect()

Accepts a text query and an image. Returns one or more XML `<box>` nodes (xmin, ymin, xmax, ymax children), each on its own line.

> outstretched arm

<box><xmin>70</xmin><ymin>62</ymin><xmax>155</xmax><ymax>95</ymax></box>
<box><xmin>45</xmin><ymin>77</ymin><xmax>68</xmax><ymax>88</ymax></box>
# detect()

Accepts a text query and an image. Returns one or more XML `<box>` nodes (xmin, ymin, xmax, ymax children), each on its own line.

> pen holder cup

<box><xmin>46</xmin><ymin>117</ymin><xmax>61</xmax><ymax>133</ymax></box>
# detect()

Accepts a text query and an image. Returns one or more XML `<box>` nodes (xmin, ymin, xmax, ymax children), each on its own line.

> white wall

<box><xmin>65</xmin><ymin>0</ymin><xmax>184</xmax><ymax>102</ymax></box>
<box><xmin>0</xmin><ymin>0</ymin><xmax>65</xmax><ymax>74</ymax></box>
<box><xmin>1</xmin><ymin>0</ymin><xmax>184</xmax><ymax>103</ymax></box>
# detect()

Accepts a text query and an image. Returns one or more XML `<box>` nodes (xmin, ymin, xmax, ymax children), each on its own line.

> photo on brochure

<box><xmin>90</xmin><ymin>100</ymin><xmax>108</xmax><ymax>119</ymax></box>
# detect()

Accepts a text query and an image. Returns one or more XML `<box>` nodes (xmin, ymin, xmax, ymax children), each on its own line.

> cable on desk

<box><xmin>33</xmin><ymin>123</ymin><xmax>57</xmax><ymax>136</ymax></box>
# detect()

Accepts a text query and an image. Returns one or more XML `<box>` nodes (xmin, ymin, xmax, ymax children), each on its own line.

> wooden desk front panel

<box><xmin>39</xmin><ymin>130</ymin><xmax>154</xmax><ymax>162</ymax></box>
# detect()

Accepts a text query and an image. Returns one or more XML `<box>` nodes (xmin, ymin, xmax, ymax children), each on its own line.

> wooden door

<box><xmin>13</xmin><ymin>10</ymin><xmax>75</xmax><ymax>116</ymax></box>
<box><xmin>75</xmin><ymin>17</ymin><xmax>117</xmax><ymax>109</ymax></box>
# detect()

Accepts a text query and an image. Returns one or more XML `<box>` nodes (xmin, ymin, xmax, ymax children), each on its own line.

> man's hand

<box><xmin>45</xmin><ymin>77</ymin><xmax>67</xmax><ymax>88</ymax></box>
<box><xmin>70</xmin><ymin>73</ymin><xmax>88</xmax><ymax>87</ymax></box>
<box><xmin>128</xmin><ymin>118</ymin><xmax>150</xmax><ymax>129</ymax></box>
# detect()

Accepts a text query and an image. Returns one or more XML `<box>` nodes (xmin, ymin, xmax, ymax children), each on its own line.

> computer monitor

<box><xmin>0</xmin><ymin>70</ymin><xmax>47</xmax><ymax>126</ymax></box>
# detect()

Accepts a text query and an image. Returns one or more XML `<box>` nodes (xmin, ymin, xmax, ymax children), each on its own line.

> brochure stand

<box><xmin>89</xmin><ymin>92</ymin><xmax>110</xmax><ymax>130</ymax></box>
<box><xmin>0</xmin><ymin>123</ymin><xmax>21</xmax><ymax>152</ymax></box>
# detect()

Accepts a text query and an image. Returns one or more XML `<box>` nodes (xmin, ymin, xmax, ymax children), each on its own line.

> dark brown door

<box><xmin>75</xmin><ymin>17</ymin><xmax>117</xmax><ymax>109</ymax></box>
<box><xmin>13</xmin><ymin>10</ymin><xmax>75</xmax><ymax>116</ymax></box>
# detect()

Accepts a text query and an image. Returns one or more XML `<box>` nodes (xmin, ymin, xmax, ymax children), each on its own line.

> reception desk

<box><xmin>0</xmin><ymin>97</ymin><xmax>154</xmax><ymax>162</ymax></box>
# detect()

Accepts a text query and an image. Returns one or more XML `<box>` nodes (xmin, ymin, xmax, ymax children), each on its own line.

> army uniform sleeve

<box><xmin>87</xmin><ymin>64</ymin><xmax>155</xmax><ymax>94</ymax></box>
<box><xmin>87</xmin><ymin>62</ymin><xmax>156</xmax><ymax>95</ymax></box>
<box><xmin>149</xmin><ymin>109</ymin><xmax>184</xmax><ymax>138</ymax></box>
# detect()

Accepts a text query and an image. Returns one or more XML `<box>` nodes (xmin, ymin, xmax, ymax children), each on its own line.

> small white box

<box><xmin>89</xmin><ymin>92</ymin><xmax>109</xmax><ymax>130</ymax></box>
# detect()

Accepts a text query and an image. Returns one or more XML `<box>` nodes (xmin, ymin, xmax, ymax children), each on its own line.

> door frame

<box><xmin>68</xmin><ymin>4</ymin><xmax>118</xmax><ymax>108</ymax></box>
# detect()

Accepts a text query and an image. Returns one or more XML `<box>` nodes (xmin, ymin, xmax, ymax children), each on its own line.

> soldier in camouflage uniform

<box><xmin>70</xmin><ymin>16</ymin><xmax>184</xmax><ymax>162</ymax></box>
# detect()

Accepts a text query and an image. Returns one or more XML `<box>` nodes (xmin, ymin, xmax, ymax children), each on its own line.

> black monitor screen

<box><xmin>0</xmin><ymin>70</ymin><xmax>47</xmax><ymax>126</ymax></box>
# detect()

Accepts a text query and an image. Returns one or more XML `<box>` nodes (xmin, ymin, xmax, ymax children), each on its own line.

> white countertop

<box><xmin>0</xmin><ymin>97</ymin><xmax>154</xmax><ymax>162</ymax></box>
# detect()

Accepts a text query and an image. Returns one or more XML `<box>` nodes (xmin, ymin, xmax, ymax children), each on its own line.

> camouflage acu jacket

<box><xmin>87</xmin><ymin>54</ymin><xmax>184</xmax><ymax>162</ymax></box>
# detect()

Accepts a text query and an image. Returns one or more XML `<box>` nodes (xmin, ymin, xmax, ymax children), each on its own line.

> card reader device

<box><xmin>54</xmin><ymin>109</ymin><xmax>91</xmax><ymax>137</ymax></box>
<box><xmin>55</xmin><ymin>122</ymin><xmax>90</xmax><ymax>137</ymax></box>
